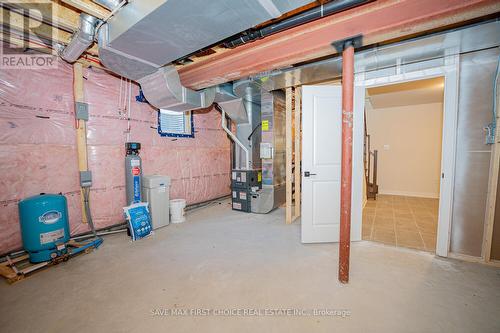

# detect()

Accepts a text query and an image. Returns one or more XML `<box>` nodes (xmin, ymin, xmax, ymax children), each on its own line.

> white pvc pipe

<box><xmin>127</xmin><ymin>79</ymin><xmax>131</xmax><ymax>142</ymax></box>
<box><xmin>220</xmin><ymin>108</ymin><xmax>250</xmax><ymax>170</ymax></box>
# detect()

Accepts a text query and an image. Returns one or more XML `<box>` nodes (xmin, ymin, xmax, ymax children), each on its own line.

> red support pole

<box><xmin>339</xmin><ymin>41</ymin><xmax>354</xmax><ymax>284</ymax></box>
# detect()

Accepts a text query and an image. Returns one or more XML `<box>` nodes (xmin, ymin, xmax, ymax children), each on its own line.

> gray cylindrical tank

<box><xmin>125</xmin><ymin>142</ymin><xmax>142</xmax><ymax>205</ymax></box>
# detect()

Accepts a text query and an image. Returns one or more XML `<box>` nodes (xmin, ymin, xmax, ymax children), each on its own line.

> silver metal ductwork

<box><xmin>92</xmin><ymin>0</ymin><xmax>311</xmax><ymax>111</ymax></box>
<box><xmin>217</xmin><ymin>98</ymin><xmax>248</xmax><ymax>124</ymax></box>
<box><xmin>231</xmin><ymin>79</ymin><xmax>262</xmax><ymax>170</ymax></box>
<box><xmin>93</xmin><ymin>0</ymin><xmax>122</xmax><ymax>11</ymax></box>
<box><xmin>214</xmin><ymin>82</ymin><xmax>260</xmax><ymax>169</ymax></box>
<box><xmin>59</xmin><ymin>0</ymin><xmax>312</xmax><ymax>110</ymax></box>
<box><xmin>98</xmin><ymin>0</ymin><xmax>311</xmax><ymax>68</ymax></box>
<box><xmin>97</xmin><ymin>24</ymin><xmax>158</xmax><ymax>81</ymax></box>
<box><xmin>251</xmin><ymin>90</ymin><xmax>286</xmax><ymax>213</ymax></box>
<box><xmin>60</xmin><ymin>14</ymin><xmax>100</xmax><ymax>63</ymax></box>
<box><xmin>137</xmin><ymin>66</ymin><xmax>216</xmax><ymax>112</ymax></box>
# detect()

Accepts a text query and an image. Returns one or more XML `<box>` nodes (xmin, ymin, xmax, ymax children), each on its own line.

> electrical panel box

<box><xmin>79</xmin><ymin>171</ymin><xmax>92</xmax><ymax>187</ymax></box>
<box><xmin>75</xmin><ymin>102</ymin><xmax>89</xmax><ymax>121</ymax></box>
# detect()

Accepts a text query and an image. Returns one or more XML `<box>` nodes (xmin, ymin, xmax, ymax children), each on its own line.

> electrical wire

<box><xmin>247</xmin><ymin>123</ymin><xmax>262</xmax><ymax>141</ymax></box>
<box><xmin>492</xmin><ymin>54</ymin><xmax>500</xmax><ymax>143</ymax></box>
<box><xmin>127</xmin><ymin>79</ymin><xmax>132</xmax><ymax>142</ymax></box>
<box><xmin>83</xmin><ymin>187</ymin><xmax>97</xmax><ymax>237</ymax></box>
<box><xmin>494</xmin><ymin>55</ymin><xmax>499</xmax><ymax>120</ymax></box>
<box><xmin>119</xmin><ymin>76</ymin><xmax>123</xmax><ymax>116</ymax></box>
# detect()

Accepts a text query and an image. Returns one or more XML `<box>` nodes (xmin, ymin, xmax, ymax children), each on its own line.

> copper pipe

<box><xmin>339</xmin><ymin>41</ymin><xmax>354</xmax><ymax>284</ymax></box>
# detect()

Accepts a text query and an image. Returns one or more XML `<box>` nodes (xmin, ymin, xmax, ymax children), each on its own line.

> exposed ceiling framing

<box><xmin>0</xmin><ymin>0</ymin><xmax>498</xmax><ymax>87</ymax></box>
<box><xmin>0</xmin><ymin>0</ymin><xmax>107</xmax><ymax>62</ymax></box>
<box><xmin>178</xmin><ymin>0</ymin><xmax>500</xmax><ymax>90</ymax></box>
<box><xmin>58</xmin><ymin>0</ymin><xmax>108</xmax><ymax>19</ymax></box>
<box><xmin>0</xmin><ymin>0</ymin><xmax>329</xmax><ymax>68</ymax></box>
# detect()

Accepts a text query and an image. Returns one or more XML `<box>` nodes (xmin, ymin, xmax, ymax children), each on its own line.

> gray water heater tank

<box><xmin>125</xmin><ymin>142</ymin><xmax>142</xmax><ymax>205</ymax></box>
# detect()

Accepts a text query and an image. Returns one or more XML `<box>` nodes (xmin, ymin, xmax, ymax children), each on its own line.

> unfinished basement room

<box><xmin>1</xmin><ymin>1</ymin><xmax>500</xmax><ymax>332</ymax></box>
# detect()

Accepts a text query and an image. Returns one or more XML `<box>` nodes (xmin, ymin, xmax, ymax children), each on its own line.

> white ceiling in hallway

<box><xmin>366</xmin><ymin>77</ymin><xmax>444</xmax><ymax>109</ymax></box>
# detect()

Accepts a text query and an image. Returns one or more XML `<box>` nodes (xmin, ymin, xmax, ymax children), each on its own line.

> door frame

<box><xmin>354</xmin><ymin>55</ymin><xmax>460</xmax><ymax>257</ymax></box>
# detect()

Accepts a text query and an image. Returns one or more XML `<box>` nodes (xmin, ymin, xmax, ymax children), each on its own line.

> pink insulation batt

<box><xmin>0</xmin><ymin>60</ymin><xmax>231</xmax><ymax>254</ymax></box>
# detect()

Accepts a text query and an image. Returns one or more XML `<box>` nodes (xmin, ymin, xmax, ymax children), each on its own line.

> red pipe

<box><xmin>339</xmin><ymin>42</ymin><xmax>354</xmax><ymax>284</ymax></box>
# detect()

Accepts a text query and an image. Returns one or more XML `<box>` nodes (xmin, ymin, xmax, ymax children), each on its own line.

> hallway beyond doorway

<box><xmin>362</xmin><ymin>195</ymin><xmax>438</xmax><ymax>252</ymax></box>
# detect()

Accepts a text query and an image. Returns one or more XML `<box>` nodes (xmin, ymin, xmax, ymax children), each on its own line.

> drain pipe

<box><xmin>223</xmin><ymin>0</ymin><xmax>371</xmax><ymax>48</ymax></box>
<box><xmin>60</xmin><ymin>13</ymin><xmax>100</xmax><ymax>63</ymax></box>
<box><xmin>217</xmin><ymin>104</ymin><xmax>251</xmax><ymax>170</ymax></box>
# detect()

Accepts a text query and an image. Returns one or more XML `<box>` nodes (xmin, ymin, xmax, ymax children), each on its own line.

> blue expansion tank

<box><xmin>18</xmin><ymin>193</ymin><xmax>70</xmax><ymax>263</ymax></box>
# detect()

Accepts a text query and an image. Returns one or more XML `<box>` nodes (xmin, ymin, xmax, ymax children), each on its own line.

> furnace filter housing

<box><xmin>18</xmin><ymin>193</ymin><xmax>70</xmax><ymax>263</ymax></box>
<box><xmin>125</xmin><ymin>142</ymin><xmax>142</xmax><ymax>205</ymax></box>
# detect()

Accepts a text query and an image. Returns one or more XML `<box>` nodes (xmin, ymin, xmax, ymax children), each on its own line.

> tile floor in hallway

<box><xmin>362</xmin><ymin>195</ymin><xmax>439</xmax><ymax>252</ymax></box>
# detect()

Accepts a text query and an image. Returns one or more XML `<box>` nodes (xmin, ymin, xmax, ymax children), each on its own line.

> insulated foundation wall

<box><xmin>449</xmin><ymin>48</ymin><xmax>499</xmax><ymax>257</ymax></box>
<box><xmin>0</xmin><ymin>59</ymin><xmax>230</xmax><ymax>254</ymax></box>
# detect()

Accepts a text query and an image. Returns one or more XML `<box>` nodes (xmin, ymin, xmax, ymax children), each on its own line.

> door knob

<box><xmin>304</xmin><ymin>171</ymin><xmax>317</xmax><ymax>177</ymax></box>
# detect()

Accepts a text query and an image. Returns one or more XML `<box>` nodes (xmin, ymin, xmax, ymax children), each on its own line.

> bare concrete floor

<box><xmin>1</xmin><ymin>200</ymin><xmax>499</xmax><ymax>333</ymax></box>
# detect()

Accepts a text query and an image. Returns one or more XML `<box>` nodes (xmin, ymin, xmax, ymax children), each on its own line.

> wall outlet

<box><xmin>383</xmin><ymin>144</ymin><xmax>390</xmax><ymax>151</ymax></box>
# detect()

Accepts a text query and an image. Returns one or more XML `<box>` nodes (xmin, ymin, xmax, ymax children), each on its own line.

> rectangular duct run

<box><xmin>103</xmin><ymin>0</ymin><xmax>312</xmax><ymax>67</ymax></box>
<box><xmin>137</xmin><ymin>66</ymin><xmax>215</xmax><ymax>111</ymax></box>
<box><xmin>97</xmin><ymin>0</ymin><xmax>311</xmax><ymax>111</ymax></box>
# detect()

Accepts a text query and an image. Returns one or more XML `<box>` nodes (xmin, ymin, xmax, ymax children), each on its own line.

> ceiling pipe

<box><xmin>60</xmin><ymin>13</ymin><xmax>100</xmax><ymax>63</ymax></box>
<box><xmin>223</xmin><ymin>0</ymin><xmax>371</xmax><ymax>48</ymax></box>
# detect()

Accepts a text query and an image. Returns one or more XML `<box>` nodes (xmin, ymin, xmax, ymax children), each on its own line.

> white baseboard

<box><xmin>378</xmin><ymin>189</ymin><xmax>439</xmax><ymax>199</ymax></box>
<box><xmin>448</xmin><ymin>252</ymin><xmax>500</xmax><ymax>267</ymax></box>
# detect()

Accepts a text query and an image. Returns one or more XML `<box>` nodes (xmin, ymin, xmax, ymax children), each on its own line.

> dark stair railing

<box><xmin>364</xmin><ymin>110</ymin><xmax>378</xmax><ymax>200</ymax></box>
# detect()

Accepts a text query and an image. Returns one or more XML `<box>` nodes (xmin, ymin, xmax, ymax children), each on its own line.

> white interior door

<box><xmin>301</xmin><ymin>85</ymin><xmax>363</xmax><ymax>243</ymax></box>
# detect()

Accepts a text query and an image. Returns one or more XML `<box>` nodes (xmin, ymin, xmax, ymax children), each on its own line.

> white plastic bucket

<box><xmin>169</xmin><ymin>199</ymin><xmax>186</xmax><ymax>224</ymax></box>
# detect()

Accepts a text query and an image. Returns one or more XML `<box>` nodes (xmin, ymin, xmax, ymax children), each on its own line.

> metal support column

<box><xmin>339</xmin><ymin>41</ymin><xmax>355</xmax><ymax>284</ymax></box>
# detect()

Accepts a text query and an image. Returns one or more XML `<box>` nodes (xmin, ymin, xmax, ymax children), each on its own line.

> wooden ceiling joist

<box><xmin>0</xmin><ymin>4</ymin><xmax>100</xmax><ymax>55</ymax></box>
<box><xmin>0</xmin><ymin>32</ymin><xmax>57</xmax><ymax>55</ymax></box>
<box><xmin>59</xmin><ymin>0</ymin><xmax>109</xmax><ymax>20</ymax></box>
<box><xmin>0</xmin><ymin>9</ymin><xmax>71</xmax><ymax>46</ymax></box>
<box><xmin>2</xmin><ymin>1</ymin><xmax>78</xmax><ymax>32</ymax></box>
<box><xmin>2</xmin><ymin>0</ymin><xmax>499</xmax><ymax>83</ymax></box>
